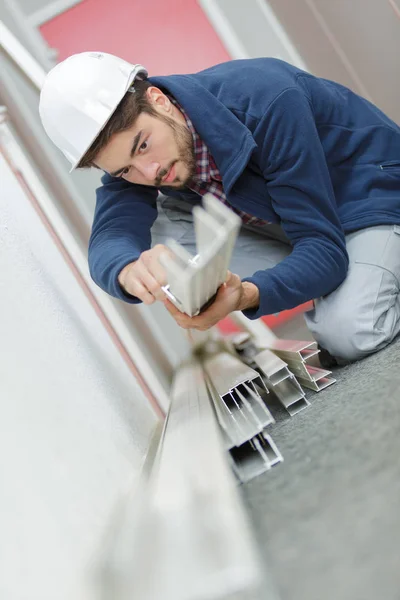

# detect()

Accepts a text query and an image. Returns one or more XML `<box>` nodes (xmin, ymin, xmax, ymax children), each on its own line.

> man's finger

<box><xmin>132</xmin><ymin>282</ymin><xmax>156</xmax><ymax>305</ymax></box>
<box><xmin>137</xmin><ymin>267</ymin><xmax>166</xmax><ymax>301</ymax></box>
<box><xmin>142</xmin><ymin>245</ymin><xmax>171</xmax><ymax>285</ymax></box>
<box><xmin>163</xmin><ymin>299</ymin><xmax>195</xmax><ymax>328</ymax></box>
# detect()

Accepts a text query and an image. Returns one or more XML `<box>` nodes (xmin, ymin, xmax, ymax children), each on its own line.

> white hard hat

<box><xmin>39</xmin><ymin>52</ymin><xmax>148</xmax><ymax>171</ymax></box>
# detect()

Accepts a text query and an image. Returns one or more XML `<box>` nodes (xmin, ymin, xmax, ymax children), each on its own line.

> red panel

<box><xmin>217</xmin><ymin>302</ymin><xmax>314</xmax><ymax>335</ymax></box>
<box><xmin>40</xmin><ymin>0</ymin><xmax>231</xmax><ymax>73</ymax></box>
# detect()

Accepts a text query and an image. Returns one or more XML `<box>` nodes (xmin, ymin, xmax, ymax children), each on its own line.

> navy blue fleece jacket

<box><xmin>88</xmin><ymin>58</ymin><xmax>400</xmax><ymax>318</ymax></box>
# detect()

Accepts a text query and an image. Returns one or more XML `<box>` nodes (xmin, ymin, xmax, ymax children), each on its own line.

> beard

<box><xmin>154</xmin><ymin>115</ymin><xmax>196</xmax><ymax>189</ymax></box>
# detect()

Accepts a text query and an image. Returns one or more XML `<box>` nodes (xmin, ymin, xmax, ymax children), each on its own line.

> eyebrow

<box><xmin>110</xmin><ymin>130</ymin><xmax>143</xmax><ymax>177</ymax></box>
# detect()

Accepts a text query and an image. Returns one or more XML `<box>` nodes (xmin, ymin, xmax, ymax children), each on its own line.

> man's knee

<box><xmin>312</xmin><ymin>311</ymin><xmax>374</xmax><ymax>362</ymax></box>
<box><xmin>306</xmin><ymin>302</ymin><xmax>400</xmax><ymax>363</ymax></box>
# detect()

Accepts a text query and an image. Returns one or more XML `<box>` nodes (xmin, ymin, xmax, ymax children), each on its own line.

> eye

<box><xmin>139</xmin><ymin>140</ymin><xmax>148</xmax><ymax>153</ymax></box>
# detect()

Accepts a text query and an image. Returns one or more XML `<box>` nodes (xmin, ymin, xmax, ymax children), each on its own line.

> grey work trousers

<box><xmin>151</xmin><ymin>197</ymin><xmax>400</xmax><ymax>362</ymax></box>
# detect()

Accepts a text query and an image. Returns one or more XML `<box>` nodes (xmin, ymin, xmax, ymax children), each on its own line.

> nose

<box><xmin>134</xmin><ymin>158</ymin><xmax>160</xmax><ymax>183</ymax></box>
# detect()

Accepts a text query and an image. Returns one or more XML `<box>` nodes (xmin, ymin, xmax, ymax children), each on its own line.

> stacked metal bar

<box><xmin>230</xmin><ymin>312</ymin><xmax>336</xmax><ymax>393</ymax></box>
<box><xmin>230</xmin><ymin>332</ymin><xmax>309</xmax><ymax>416</ymax></box>
<box><xmin>267</xmin><ymin>339</ymin><xmax>336</xmax><ymax>391</ymax></box>
<box><xmin>201</xmin><ymin>348</ymin><xmax>283</xmax><ymax>483</ymax></box>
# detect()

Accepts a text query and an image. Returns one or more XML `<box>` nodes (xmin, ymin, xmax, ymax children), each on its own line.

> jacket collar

<box><xmin>149</xmin><ymin>74</ymin><xmax>256</xmax><ymax>194</ymax></box>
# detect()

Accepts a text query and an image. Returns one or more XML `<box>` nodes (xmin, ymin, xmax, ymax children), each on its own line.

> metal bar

<box><xmin>160</xmin><ymin>194</ymin><xmax>241</xmax><ymax>317</ymax></box>
<box><xmin>267</xmin><ymin>339</ymin><xmax>319</xmax><ymax>362</ymax></box>
<box><xmin>202</xmin><ymin>193</ymin><xmax>240</xmax><ymax>267</ymax></box>
<box><xmin>306</xmin><ymin>365</ymin><xmax>332</xmax><ymax>382</ymax></box>
<box><xmin>229</xmin><ymin>432</ymin><xmax>283</xmax><ymax>484</ymax></box>
<box><xmin>267</xmin><ymin>341</ymin><xmax>336</xmax><ymax>393</ymax></box>
<box><xmin>297</xmin><ymin>375</ymin><xmax>336</xmax><ymax>392</ymax></box>
<box><xmin>203</xmin><ymin>350</ymin><xmax>268</xmax><ymax>397</ymax></box>
<box><xmin>205</xmin><ymin>373</ymin><xmax>255</xmax><ymax>449</ymax></box>
<box><xmin>102</xmin><ymin>359</ymin><xmax>266</xmax><ymax>600</ymax></box>
<box><xmin>281</xmin><ymin>358</ymin><xmax>312</xmax><ymax>380</ymax></box>
<box><xmin>269</xmin><ymin>376</ymin><xmax>310</xmax><ymax>416</ymax></box>
<box><xmin>230</xmin><ymin>342</ymin><xmax>309</xmax><ymax>416</ymax></box>
<box><xmin>252</xmin><ymin>348</ymin><xmax>292</xmax><ymax>385</ymax></box>
<box><xmin>0</xmin><ymin>20</ymin><xmax>46</xmax><ymax>90</ymax></box>
<box><xmin>203</xmin><ymin>352</ymin><xmax>274</xmax><ymax>448</ymax></box>
<box><xmin>279</xmin><ymin>358</ymin><xmax>332</xmax><ymax>383</ymax></box>
<box><xmin>193</xmin><ymin>203</ymin><xmax>224</xmax><ymax>254</ymax></box>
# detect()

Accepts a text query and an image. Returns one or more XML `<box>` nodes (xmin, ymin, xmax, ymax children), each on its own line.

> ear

<box><xmin>146</xmin><ymin>86</ymin><xmax>172</xmax><ymax>114</ymax></box>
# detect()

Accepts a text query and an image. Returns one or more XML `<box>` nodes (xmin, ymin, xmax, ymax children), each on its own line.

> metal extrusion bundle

<box><xmin>266</xmin><ymin>339</ymin><xmax>336</xmax><ymax>391</ymax></box>
<box><xmin>202</xmin><ymin>351</ymin><xmax>273</xmax><ymax>443</ymax></box>
<box><xmin>230</xmin><ymin>312</ymin><xmax>336</xmax><ymax>393</ymax></box>
<box><xmin>156</xmin><ymin>197</ymin><xmax>336</xmax><ymax>486</ymax></box>
<box><xmin>201</xmin><ymin>349</ymin><xmax>283</xmax><ymax>481</ymax></box>
<box><xmin>230</xmin><ymin>333</ymin><xmax>310</xmax><ymax>416</ymax></box>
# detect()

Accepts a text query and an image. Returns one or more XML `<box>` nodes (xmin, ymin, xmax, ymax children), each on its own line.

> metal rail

<box><xmin>101</xmin><ymin>359</ymin><xmax>269</xmax><ymax>600</ymax></box>
<box><xmin>0</xmin><ymin>20</ymin><xmax>46</xmax><ymax>90</ymax></box>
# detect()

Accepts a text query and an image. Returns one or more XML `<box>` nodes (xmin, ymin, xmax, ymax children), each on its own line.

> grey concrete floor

<box><xmin>241</xmin><ymin>331</ymin><xmax>400</xmax><ymax>600</ymax></box>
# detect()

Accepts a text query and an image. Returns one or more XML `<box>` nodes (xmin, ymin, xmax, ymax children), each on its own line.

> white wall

<box><xmin>1</xmin><ymin>30</ymin><xmax>192</xmax><ymax>406</ymax></box>
<box><xmin>200</xmin><ymin>0</ymin><xmax>306</xmax><ymax>67</ymax></box>
<box><xmin>213</xmin><ymin>0</ymin><xmax>400</xmax><ymax>123</ymax></box>
<box><xmin>267</xmin><ymin>0</ymin><xmax>400</xmax><ymax>122</ymax></box>
<box><xmin>0</xmin><ymin>151</ymin><xmax>158</xmax><ymax>600</ymax></box>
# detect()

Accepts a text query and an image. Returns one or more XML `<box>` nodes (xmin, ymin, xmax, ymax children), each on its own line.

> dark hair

<box><xmin>77</xmin><ymin>78</ymin><xmax>155</xmax><ymax>169</ymax></box>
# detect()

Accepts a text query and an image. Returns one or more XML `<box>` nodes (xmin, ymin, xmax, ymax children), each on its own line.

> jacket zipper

<box><xmin>380</xmin><ymin>161</ymin><xmax>400</xmax><ymax>170</ymax></box>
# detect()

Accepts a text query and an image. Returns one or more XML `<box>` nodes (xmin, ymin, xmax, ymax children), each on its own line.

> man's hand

<box><xmin>118</xmin><ymin>244</ymin><xmax>172</xmax><ymax>304</ymax></box>
<box><xmin>163</xmin><ymin>271</ymin><xmax>260</xmax><ymax>330</ymax></box>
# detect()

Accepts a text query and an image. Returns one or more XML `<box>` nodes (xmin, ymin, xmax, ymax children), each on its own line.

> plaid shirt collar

<box><xmin>168</xmin><ymin>95</ymin><xmax>270</xmax><ymax>227</ymax></box>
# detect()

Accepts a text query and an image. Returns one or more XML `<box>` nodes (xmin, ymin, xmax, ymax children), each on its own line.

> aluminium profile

<box><xmin>225</xmin><ymin>315</ymin><xmax>313</xmax><ymax>414</ymax></box>
<box><xmin>231</xmin><ymin>344</ymin><xmax>309</xmax><ymax>417</ymax></box>
<box><xmin>297</xmin><ymin>365</ymin><xmax>336</xmax><ymax>392</ymax></box>
<box><xmin>204</xmin><ymin>372</ymin><xmax>257</xmax><ymax>450</ymax></box>
<box><xmin>229</xmin><ymin>432</ymin><xmax>283</xmax><ymax>484</ymax></box>
<box><xmin>252</xmin><ymin>348</ymin><xmax>292</xmax><ymax>386</ymax></box>
<box><xmin>297</xmin><ymin>376</ymin><xmax>335</xmax><ymax>392</ymax></box>
<box><xmin>103</xmin><ymin>359</ymin><xmax>267</xmax><ymax>600</ymax></box>
<box><xmin>267</xmin><ymin>339</ymin><xmax>320</xmax><ymax>363</ymax></box>
<box><xmin>204</xmin><ymin>369</ymin><xmax>283</xmax><ymax>484</ymax></box>
<box><xmin>287</xmin><ymin>361</ymin><xmax>330</xmax><ymax>382</ymax></box>
<box><xmin>160</xmin><ymin>193</ymin><xmax>241</xmax><ymax>317</ymax></box>
<box><xmin>252</xmin><ymin>349</ymin><xmax>309</xmax><ymax>416</ymax></box>
<box><xmin>203</xmin><ymin>351</ymin><xmax>274</xmax><ymax>448</ymax></box>
<box><xmin>270</xmin><ymin>376</ymin><xmax>310</xmax><ymax>415</ymax></box>
<box><xmin>267</xmin><ymin>341</ymin><xmax>336</xmax><ymax>393</ymax></box>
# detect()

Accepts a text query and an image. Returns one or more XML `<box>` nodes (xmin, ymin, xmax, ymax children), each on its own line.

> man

<box><xmin>39</xmin><ymin>51</ymin><xmax>400</xmax><ymax>363</ymax></box>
